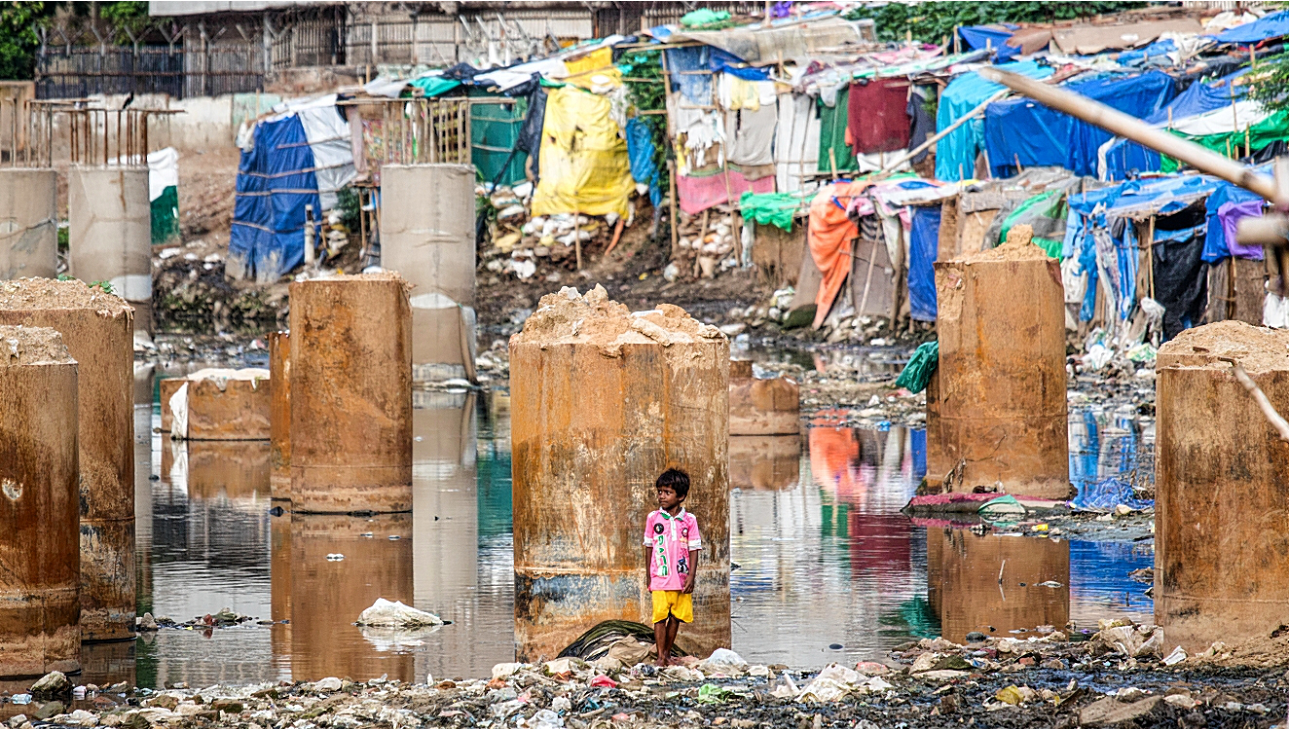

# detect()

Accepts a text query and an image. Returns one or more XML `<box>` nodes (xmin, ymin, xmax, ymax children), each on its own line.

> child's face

<box><xmin>656</xmin><ymin>485</ymin><xmax>684</xmax><ymax>511</ymax></box>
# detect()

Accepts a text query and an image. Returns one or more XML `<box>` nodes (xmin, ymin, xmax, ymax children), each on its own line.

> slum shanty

<box><xmin>0</xmin><ymin>1</ymin><xmax>1288</xmax><ymax>728</ymax></box>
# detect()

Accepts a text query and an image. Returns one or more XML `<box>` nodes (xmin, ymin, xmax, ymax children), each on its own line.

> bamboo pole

<box><xmin>978</xmin><ymin>68</ymin><xmax>1284</xmax><ymax>205</ymax></box>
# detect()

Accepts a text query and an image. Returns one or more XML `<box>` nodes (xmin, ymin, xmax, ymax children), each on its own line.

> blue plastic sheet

<box><xmin>957</xmin><ymin>24</ymin><xmax>1020</xmax><ymax>62</ymax></box>
<box><xmin>709</xmin><ymin>47</ymin><xmax>771</xmax><ymax>80</ymax></box>
<box><xmin>1070</xmin><ymin>477</ymin><xmax>1154</xmax><ymax>513</ymax></box>
<box><xmin>1203</xmin><ymin>183</ymin><xmax>1265</xmax><ymax>262</ymax></box>
<box><xmin>934</xmin><ymin>60</ymin><xmax>1053</xmax><ymax>182</ymax></box>
<box><xmin>625</xmin><ymin>117</ymin><xmax>663</xmax><ymax>207</ymax></box>
<box><xmin>1209</xmin><ymin>9</ymin><xmax>1289</xmax><ymax>45</ymax></box>
<box><xmin>985</xmin><ymin>71</ymin><xmax>1177</xmax><ymax>178</ymax></box>
<box><xmin>1104</xmin><ymin>69</ymin><xmax>1252</xmax><ymax>179</ymax></box>
<box><xmin>907</xmin><ymin>204</ymin><xmax>941</xmax><ymax>322</ymax></box>
<box><xmin>1115</xmin><ymin>39</ymin><xmax>1177</xmax><ymax>66</ymax></box>
<box><xmin>665</xmin><ymin>46</ymin><xmax>713</xmax><ymax>105</ymax></box>
<box><xmin>230</xmin><ymin>114</ymin><xmax>321</xmax><ymax>279</ymax></box>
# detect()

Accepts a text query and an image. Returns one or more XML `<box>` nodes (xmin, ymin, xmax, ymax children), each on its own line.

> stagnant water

<box><xmin>74</xmin><ymin>367</ymin><xmax>1153</xmax><ymax>688</ymax></box>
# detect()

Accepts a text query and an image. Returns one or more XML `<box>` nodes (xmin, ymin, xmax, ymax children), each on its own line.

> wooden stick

<box><xmin>978</xmin><ymin>68</ymin><xmax>1284</xmax><ymax>204</ymax></box>
<box><xmin>1218</xmin><ymin>356</ymin><xmax>1290</xmax><ymax>442</ymax></box>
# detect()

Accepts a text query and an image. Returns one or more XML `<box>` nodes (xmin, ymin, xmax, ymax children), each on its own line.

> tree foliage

<box><xmin>1244</xmin><ymin>49</ymin><xmax>1289</xmax><ymax>114</ymax></box>
<box><xmin>846</xmin><ymin>2</ymin><xmax>1148</xmax><ymax>45</ymax></box>
<box><xmin>0</xmin><ymin>2</ymin><xmax>53</xmax><ymax>80</ymax></box>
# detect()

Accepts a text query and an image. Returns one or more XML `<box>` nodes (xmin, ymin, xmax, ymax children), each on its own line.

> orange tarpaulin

<box><xmin>809</xmin><ymin>179</ymin><xmax>871</xmax><ymax>329</ymax></box>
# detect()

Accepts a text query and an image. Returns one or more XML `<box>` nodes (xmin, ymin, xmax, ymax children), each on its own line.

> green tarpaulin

<box><xmin>470</xmin><ymin>90</ymin><xmax>528</xmax><ymax>186</ymax></box>
<box><xmin>896</xmin><ymin>341</ymin><xmax>938</xmax><ymax>393</ymax></box>
<box><xmin>739</xmin><ymin>191</ymin><xmax>800</xmax><ymax>232</ymax></box>
<box><xmin>817</xmin><ymin>99</ymin><xmax>858</xmax><ymax>175</ymax></box>
<box><xmin>1162</xmin><ymin>108</ymin><xmax>1289</xmax><ymax>172</ymax></box>
<box><xmin>997</xmin><ymin>189</ymin><xmax>1070</xmax><ymax>259</ymax></box>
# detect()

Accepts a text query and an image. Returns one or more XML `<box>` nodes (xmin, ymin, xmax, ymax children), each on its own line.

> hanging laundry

<box><xmin>808</xmin><ymin>180</ymin><xmax>870</xmax><ymax>328</ymax></box>
<box><xmin>846</xmin><ymin>78</ymin><xmax>911</xmax><ymax>155</ymax></box>
<box><xmin>816</xmin><ymin>98</ymin><xmax>858</xmax><ymax>174</ymax></box>
<box><xmin>725</xmin><ymin>106</ymin><xmax>776</xmax><ymax>167</ymax></box>
<box><xmin>906</xmin><ymin>85</ymin><xmax>936</xmax><ymax>164</ymax></box>
<box><xmin>718</xmin><ymin>73</ymin><xmax>777</xmax><ymax>110</ymax></box>
<box><xmin>774</xmin><ymin>92</ymin><xmax>820</xmax><ymax>193</ymax></box>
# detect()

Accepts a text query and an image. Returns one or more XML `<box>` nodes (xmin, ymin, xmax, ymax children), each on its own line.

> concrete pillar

<box><xmin>269</xmin><ymin>331</ymin><xmax>292</xmax><ymax>501</ymax></box>
<box><xmin>289</xmin><ymin>273</ymin><xmax>412</xmax><ymax>513</ymax></box>
<box><xmin>0</xmin><ymin>169</ymin><xmax>58</xmax><ymax>280</ymax></box>
<box><xmin>169</xmin><ymin>368</ymin><xmax>271</xmax><ymax>441</ymax></box>
<box><xmin>380</xmin><ymin>164</ymin><xmax>476</xmax><ymax>382</ymax></box>
<box><xmin>728</xmin><ymin>360</ymin><xmax>800</xmax><ymax>435</ymax></box>
<box><xmin>289</xmin><ymin>514</ymin><xmax>414</xmax><ymax>682</ymax></box>
<box><xmin>0</xmin><ymin>325</ymin><xmax>80</xmax><ymax>677</ymax></box>
<box><xmin>1155</xmin><ymin>320</ymin><xmax>1288</xmax><ymax>654</ymax></box>
<box><xmin>510</xmin><ymin>286</ymin><xmax>731</xmax><ymax>661</ymax></box>
<box><xmin>929</xmin><ymin>226</ymin><xmax>1068</xmax><ymax>497</ymax></box>
<box><xmin>0</xmin><ymin>278</ymin><xmax>135</xmax><ymax>642</ymax></box>
<box><xmin>68</xmin><ymin>166</ymin><xmax>152</xmax><ymax>335</ymax></box>
<box><xmin>159</xmin><ymin>377</ymin><xmax>183</xmax><ymax>433</ymax></box>
<box><xmin>927</xmin><ymin>527</ymin><xmax>1069</xmax><ymax>644</ymax></box>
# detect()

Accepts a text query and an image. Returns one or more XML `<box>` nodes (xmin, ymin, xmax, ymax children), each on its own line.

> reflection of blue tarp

<box><xmin>911</xmin><ymin>428</ymin><xmax>927</xmax><ymax>483</ymax></box>
<box><xmin>230</xmin><ymin>115</ymin><xmax>320</xmax><ymax>279</ymax></box>
<box><xmin>986</xmin><ymin>71</ymin><xmax>1177</xmax><ymax>178</ymax></box>
<box><xmin>625</xmin><ymin>117</ymin><xmax>663</xmax><ymax>207</ymax></box>
<box><xmin>1071</xmin><ymin>477</ymin><xmax>1154</xmax><ymax>512</ymax></box>
<box><xmin>1209</xmin><ymin>9</ymin><xmax>1289</xmax><ymax>45</ymax></box>
<box><xmin>908</xmin><ymin>204</ymin><xmax>941</xmax><ymax>322</ymax></box>
<box><xmin>1069</xmin><ymin>539</ymin><xmax>1154</xmax><ymax>615</ymax></box>
<box><xmin>935</xmin><ymin>60</ymin><xmax>1053</xmax><ymax>182</ymax></box>
<box><xmin>1104</xmin><ymin>69</ymin><xmax>1251</xmax><ymax>179</ymax></box>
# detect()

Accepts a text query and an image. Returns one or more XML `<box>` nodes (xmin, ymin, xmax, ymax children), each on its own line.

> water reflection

<box><xmin>108</xmin><ymin>381</ymin><xmax>1157</xmax><ymax>686</ymax></box>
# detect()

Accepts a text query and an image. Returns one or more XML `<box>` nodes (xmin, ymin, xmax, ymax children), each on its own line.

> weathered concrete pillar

<box><xmin>0</xmin><ymin>169</ymin><xmax>58</xmax><ymax>280</ymax></box>
<box><xmin>729</xmin><ymin>434</ymin><xmax>800</xmax><ymax>490</ymax></box>
<box><xmin>289</xmin><ymin>273</ymin><xmax>412</xmax><ymax>513</ymax></box>
<box><xmin>380</xmin><ymin>164</ymin><xmax>476</xmax><ymax>382</ymax></box>
<box><xmin>0</xmin><ymin>325</ymin><xmax>80</xmax><ymax>676</ymax></box>
<box><xmin>927</xmin><ymin>527</ymin><xmax>1069</xmax><ymax>644</ymax></box>
<box><xmin>269</xmin><ymin>331</ymin><xmax>292</xmax><ymax>501</ymax></box>
<box><xmin>159</xmin><ymin>377</ymin><xmax>183</xmax><ymax>432</ymax></box>
<box><xmin>168</xmin><ymin>368</ymin><xmax>271</xmax><ymax>440</ymax></box>
<box><xmin>68</xmin><ymin>166</ymin><xmax>152</xmax><ymax>335</ymax></box>
<box><xmin>290</xmin><ymin>513</ymin><xmax>414</xmax><ymax>682</ymax></box>
<box><xmin>1155</xmin><ymin>321</ymin><xmax>1288</xmax><ymax>654</ymax></box>
<box><xmin>729</xmin><ymin>360</ymin><xmax>800</xmax><ymax>436</ymax></box>
<box><xmin>0</xmin><ymin>278</ymin><xmax>135</xmax><ymax>642</ymax></box>
<box><xmin>511</xmin><ymin>286</ymin><xmax>731</xmax><ymax>661</ymax></box>
<box><xmin>929</xmin><ymin>227</ymin><xmax>1068</xmax><ymax>497</ymax></box>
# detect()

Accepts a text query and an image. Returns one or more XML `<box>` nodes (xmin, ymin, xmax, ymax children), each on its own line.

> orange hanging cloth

<box><xmin>808</xmin><ymin>179</ymin><xmax>870</xmax><ymax>329</ymax></box>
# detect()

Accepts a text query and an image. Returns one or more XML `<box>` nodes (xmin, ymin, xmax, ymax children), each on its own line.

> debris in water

<box><xmin>355</xmin><ymin>598</ymin><xmax>444</xmax><ymax>627</ymax></box>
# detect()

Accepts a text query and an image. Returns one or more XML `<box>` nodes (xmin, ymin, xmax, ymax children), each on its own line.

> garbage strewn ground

<box><xmin>4</xmin><ymin>628</ymin><xmax>1285</xmax><ymax>729</ymax></box>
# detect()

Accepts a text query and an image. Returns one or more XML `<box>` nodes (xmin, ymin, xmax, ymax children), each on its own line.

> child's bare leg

<box><xmin>654</xmin><ymin>620</ymin><xmax>670</xmax><ymax>667</ymax></box>
<box><xmin>664</xmin><ymin>616</ymin><xmax>681</xmax><ymax>664</ymax></box>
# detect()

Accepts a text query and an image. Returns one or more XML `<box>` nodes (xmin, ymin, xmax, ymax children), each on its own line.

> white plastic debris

<box><xmin>355</xmin><ymin>598</ymin><xmax>444</xmax><ymax>627</ymax></box>
<box><xmin>1162</xmin><ymin>646</ymin><xmax>1187</xmax><ymax>665</ymax></box>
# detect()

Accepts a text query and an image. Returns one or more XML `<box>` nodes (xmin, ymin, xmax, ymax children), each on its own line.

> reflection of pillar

<box><xmin>511</xmin><ymin>289</ymin><xmax>730</xmax><ymax>661</ymax></box>
<box><xmin>0</xmin><ymin>279</ymin><xmax>136</xmax><ymax>641</ymax></box>
<box><xmin>728</xmin><ymin>360</ymin><xmax>800</xmax><ymax>436</ymax></box>
<box><xmin>1155</xmin><ymin>322</ymin><xmax>1288</xmax><ymax>654</ymax></box>
<box><xmin>930</xmin><ymin>237</ymin><xmax>1068</xmax><ymax>497</ymax></box>
<box><xmin>927</xmin><ymin>528</ymin><xmax>1068</xmax><ymax>643</ymax></box>
<box><xmin>68</xmin><ymin>166</ymin><xmax>152</xmax><ymax>333</ymax></box>
<box><xmin>289</xmin><ymin>274</ymin><xmax>413</xmax><ymax>513</ymax></box>
<box><xmin>289</xmin><ymin>514</ymin><xmax>414</xmax><ymax>682</ymax></box>
<box><xmin>185</xmin><ymin>441</ymin><xmax>272</xmax><ymax>500</ymax></box>
<box><xmin>0</xmin><ymin>326</ymin><xmax>80</xmax><ymax>677</ymax></box>
<box><xmin>80</xmin><ymin>640</ymin><xmax>135</xmax><ymax>688</ymax></box>
<box><xmin>728</xmin><ymin>435</ymin><xmax>800</xmax><ymax>490</ymax></box>
<box><xmin>412</xmin><ymin>392</ymin><xmax>478</xmax><ymax>607</ymax></box>
<box><xmin>134</xmin><ymin>366</ymin><xmax>154</xmax><ymax>618</ymax></box>
<box><xmin>270</xmin><ymin>512</ymin><xmax>292</xmax><ymax>667</ymax></box>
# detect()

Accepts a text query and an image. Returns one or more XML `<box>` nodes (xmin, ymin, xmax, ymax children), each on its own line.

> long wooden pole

<box><xmin>877</xmin><ymin>89</ymin><xmax>1008</xmax><ymax>176</ymax></box>
<box><xmin>977</xmin><ymin>68</ymin><xmax>1284</xmax><ymax>205</ymax></box>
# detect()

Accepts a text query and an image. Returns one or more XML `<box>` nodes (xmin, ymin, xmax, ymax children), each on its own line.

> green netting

<box><xmin>739</xmin><ymin>191</ymin><xmax>800</xmax><ymax>232</ymax></box>
<box><xmin>151</xmin><ymin>185</ymin><xmax>180</xmax><ymax>246</ymax></box>
<box><xmin>895</xmin><ymin>340</ymin><xmax>938</xmax><ymax>393</ymax></box>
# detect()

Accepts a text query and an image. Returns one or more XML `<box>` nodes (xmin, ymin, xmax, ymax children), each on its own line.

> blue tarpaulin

<box><xmin>957</xmin><ymin>24</ymin><xmax>1020</xmax><ymax>62</ymax></box>
<box><xmin>1070</xmin><ymin>477</ymin><xmax>1154</xmax><ymax>513</ymax></box>
<box><xmin>934</xmin><ymin>60</ymin><xmax>1053</xmax><ymax>182</ymax></box>
<box><xmin>1103</xmin><ymin>69</ymin><xmax>1252</xmax><ymax>179</ymax></box>
<box><xmin>985</xmin><ymin>71</ymin><xmax>1178</xmax><ymax>178</ymax></box>
<box><xmin>1202</xmin><ymin>183</ymin><xmax>1266</xmax><ymax>262</ymax></box>
<box><xmin>230</xmin><ymin>114</ymin><xmax>321</xmax><ymax>280</ymax></box>
<box><xmin>665</xmin><ymin>46</ymin><xmax>713</xmax><ymax>105</ymax></box>
<box><xmin>908</xmin><ymin>204</ymin><xmax>941</xmax><ymax>322</ymax></box>
<box><xmin>1209</xmin><ymin>9</ymin><xmax>1289</xmax><ymax>45</ymax></box>
<box><xmin>625</xmin><ymin>117</ymin><xmax>663</xmax><ymax>207</ymax></box>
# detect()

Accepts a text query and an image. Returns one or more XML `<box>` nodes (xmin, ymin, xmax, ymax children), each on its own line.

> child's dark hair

<box><xmin>656</xmin><ymin>468</ymin><xmax>690</xmax><ymax>498</ymax></box>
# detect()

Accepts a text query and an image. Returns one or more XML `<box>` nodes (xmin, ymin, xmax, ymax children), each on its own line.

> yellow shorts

<box><xmin>651</xmin><ymin>590</ymin><xmax>693</xmax><ymax>624</ymax></box>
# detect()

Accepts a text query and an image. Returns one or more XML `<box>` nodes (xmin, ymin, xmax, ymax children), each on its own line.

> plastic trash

<box><xmin>355</xmin><ymin>598</ymin><xmax>444</xmax><ymax>627</ymax></box>
<box><xmin>978</xmin><ymin>495</ymin><xmax>1026</xmax><ymax>517</ymax></box>
<box><xmin>1163</xmin><ymin>646</ymin><xmax>1187</xmax><ymax>665</ymax></box>
<box><xmin>697</xmin><ymin>683</ymin><xmax>733</xmax><ymax>704</ymax></box>
<box><xmin>589</xmin><ymin>675</ymin><xmax>617</xmax><ymax>688</ymax></box>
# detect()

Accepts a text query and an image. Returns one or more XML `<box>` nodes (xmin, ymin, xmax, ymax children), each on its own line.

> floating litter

<box><xmin>326</xmin><ymin>553</ymin><xmax>345</xmax><ymax>561</ymax></box>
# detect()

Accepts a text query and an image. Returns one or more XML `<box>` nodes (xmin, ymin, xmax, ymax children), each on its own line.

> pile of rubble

<box><xmin>480</xmin><ymin>183</ymin><xmax>631</xmax><ymax>283</ymax></box>
<box><xmin>670</xmin><ymin>209</ymin><xmax>742</xmax><ymax>280</ymax></box>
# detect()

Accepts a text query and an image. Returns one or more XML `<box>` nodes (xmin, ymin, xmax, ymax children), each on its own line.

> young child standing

<box><xmin>643</xmin><ymin>468</ymin><xmax>702</xmax><ymax>667</ymax></box>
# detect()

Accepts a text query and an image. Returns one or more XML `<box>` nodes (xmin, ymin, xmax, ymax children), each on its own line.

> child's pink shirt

<box><xmin>643</xmin><ymin>508</ymin><xmax>702</xmax><ymax>592</ymax></box>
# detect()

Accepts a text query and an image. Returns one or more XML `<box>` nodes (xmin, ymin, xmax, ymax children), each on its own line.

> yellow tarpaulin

<box><xmin>563</xmin><ymin>47</ymin><xmax>614</xmax><ymax>79</ymax></box>
<box><xmin>530</xmin><ymin>84</ymin><xmax>635</xmax><ymax>219</ymax></box>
